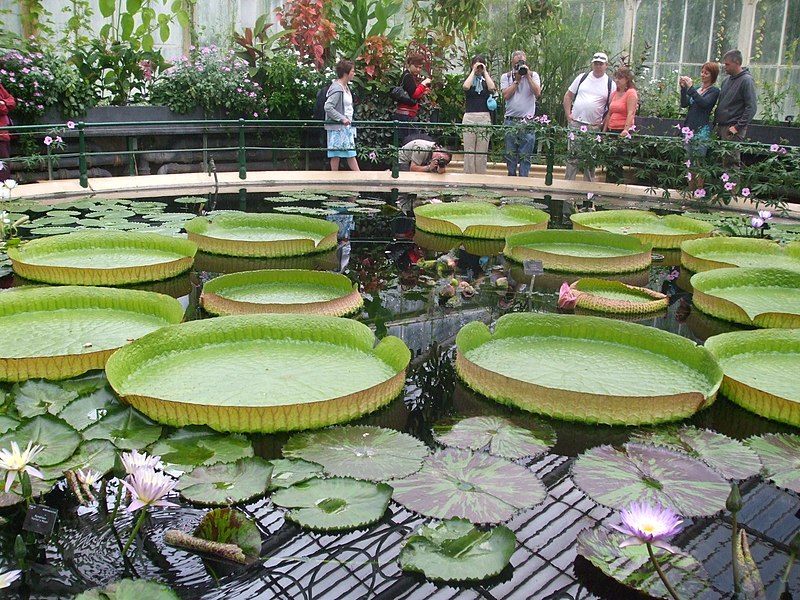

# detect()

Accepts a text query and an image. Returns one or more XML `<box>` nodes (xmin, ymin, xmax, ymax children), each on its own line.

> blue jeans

<box><xmin>504</xmin><ymin>117</ymin><xmax>536</xmax><ymax>177</ymax></box>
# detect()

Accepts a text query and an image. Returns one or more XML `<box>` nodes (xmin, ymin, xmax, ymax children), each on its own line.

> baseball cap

<box><xmin>592</xmin><ymin>52</ymin><xmax>608</xmax><ymax>63</ymax></box>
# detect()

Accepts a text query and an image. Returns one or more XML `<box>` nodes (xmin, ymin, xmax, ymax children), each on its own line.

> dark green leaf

<box><xmin>0</xmin><ymin>415</ymin><xmax>80</xmax><ymax>466</ymax></box>
<box><xmin>177</xmin><ymin>457</ymin><xmax>272</xmax><ymax>505</ymax></box>
<box><xmin>267</xmin><ymin>458</ymin><xmax>324</xmax><ymax>490</ymax></box>
<box><xmin>82</xmin><ymin>406</ymin><xmax>162</xmax><ymax>450</ymax></box>
<box><xmin>13</xmin><ymin>380</ymin><xmax>79</xmax><ymax>418</ymax></box>
<box><xmin>745</xmin><ymin>433</ymin><xmax>800</xmax><ymax>493</ymax></box>
<box><xmin>149</xmin><ymin>427</ymin><xmax>253</xmax><ymax>469</ymax></box>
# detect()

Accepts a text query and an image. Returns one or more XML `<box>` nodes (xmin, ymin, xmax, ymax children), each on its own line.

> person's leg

<box><xmin>473</xmin><ymin>113</ymin><xmax>491</xmax><ymax>174</ymax></box>
<box><xmin>0</xmin><ymin>140</ymin><xmax>10</xmax><ymax>180</ymax></box>
<box><xmin>564</xmin><ymin>120</ymin><xmax>579</xmax><ymax>180</ymax></box>
<box><xmin>462</xmin><ymin>113</ymin><xmax>477</xmax><ymax>174</ymax></box>
<box><xmin>346</xmin><ymin>156</ymin><xmax>360</xmax><ymax>171</ymax></box>
<box><xmin>330</xmin><ymin>157</ymin><xmax>340</xmax><ymax>171</ymax></box>
<box><xmin>503</xmin><ymin>118</ymin><xmax>517</xmax><ymax>176</ymax></box>
<box><xmin>517</xmin><ymin>130</ymin><xmax>535</xmax><ymax>177</ymax></box>
<box><xmin>583</xmin><ymin>124</ymin><xmax>600</xmax><ymax>182</ymax></box>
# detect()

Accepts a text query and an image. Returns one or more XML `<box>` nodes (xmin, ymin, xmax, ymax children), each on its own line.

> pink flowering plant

<box><xmin>151</xmin><ymin>46</ymin><xmax>270</xmax><ymax>118</ymax></box>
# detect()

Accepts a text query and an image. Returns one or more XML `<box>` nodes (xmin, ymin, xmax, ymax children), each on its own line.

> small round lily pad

<box><xmin>177</xmin><ymin>456</ymin><xmax>273</xmax><ymax>505</ymax></box>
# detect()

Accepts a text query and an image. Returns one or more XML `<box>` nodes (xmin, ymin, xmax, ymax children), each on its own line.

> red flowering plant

<box><xmin>275</xmin><ymin>0</ymin><xmax>337</xmax><ymax>70</ymax></box>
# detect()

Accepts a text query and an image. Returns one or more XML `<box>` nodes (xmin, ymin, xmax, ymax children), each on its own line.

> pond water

<box><xmin>0</xmin><ymin>188</ymin><xmax>798</xmax><ymax>600</ymax></box>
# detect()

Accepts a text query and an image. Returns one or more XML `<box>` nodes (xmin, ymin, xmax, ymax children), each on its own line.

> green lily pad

<box><xmin>38</xmin><ymin>439</ymin><xmax>117</xmax><ymax>480</ymax></box>
<box><xmin>690</xmin><ymin>267</ymin><xmax>800</xmax><ymax>328</ymax></box>
<box><xmin>81</xmin><ymin>406</ymin><xmax>162</xmax><ymax>450</ymax></box>
<box><xmin>74</xmin><ymin>578</ymin><xmax>180</xmax><ymax>599</ymax></box>
<box><xmin>282</xmin><ymin>426</ymin><xmax>428</xmax><ymax>481</ymax></box>
<box><xmin>270</xmin><ymin>477</ymin><xmax>392</xmax><ymax>531</ymax></box>
<box><xmin>0</xmin><ymin>414</ymin><xmax>81</xmax><ymax>466</ymax></box>
<box><xmin>0</xmin><ymin>415</ymin><xmax>18</xmax><ymax>434</ymax></box>
<box><xmin>13</xmin><ymin>380</ymin><xmax>79</xmax><ymax>418</ymax></box>
<box><xmin>571</xmin><ymin>443</ymin><xmax>730</xmax><ymax>516</ymax></box>
<box><xmin>577</xmin><ymin>527</ymin><xmax>709</xmax><ymax>598</ymax></box>
<box><xmin>399</xmin><ymin>518</ymin><xmax>516</xmax><ymax>582</ymax></box>
<box><xmin>26</xmin><ymin>226</ymin><xmax>80</xmax><ymax>236</ymax></box>
<box><xmin>149</xmin><ymin>427</ymin><xmax>253</xmax><ymax>469</ymax></box>
<box><xmin>272</xmin><ymin>206</ymin><xmax>336</xmax><ymax>216</ymax></box>
<box><xmin>193</xmin><ymin>507</ymin><xmax>262</xmax><ymax>558</ymax></box>
<box><xmin>414</xmin><ymin>202</ymin><xmax>549</xmax><ymax>239</ymax></box>
<box><xmin>630</xmin><ymin>426</ymin><xmax>762</xmax><ymax>481</ymax></box>
<box><xmin>390</xmin><ymin>447</ymin><xmax>546</xmax><ymax>524</ymax></box>
<box><xmin>173</xmin><ymin>196</ymin><xmax>206</xmax><ymax>205</ymax></box>
<box><xmin>57</xmin><ymin>386</ymin><xmax>120</xmax><ymax>431</ymax></box>
<box><xmin>745</xmin><ymin>434</ymin><xmax>800</xmax><ymax>493</ymax></box>
<box><xmin>267</xmin><ymin>458</ymin><xmax>324</xmax><ymax>490</ymax></box>
<box><xmin>176</xmin><ymin>456</ymin><xmax>273</xmax><ymax>505</ymax></box>
<box><xmin>571</xmin><ymin>209</ymin><xmax>714</xmax><ymax>249</ymax></box>
<box><xmin>433</xmin><ymin>416</ymin><xmax>555</xmax><ymax>459</ymax></box>
<box><xmin>681</xmin><ymin>237</ymin><xmax>800</xmax><ymax>273</ymax></box>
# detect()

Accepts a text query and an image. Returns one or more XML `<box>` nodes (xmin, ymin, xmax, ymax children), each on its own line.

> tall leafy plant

<box><xmin>275</xmin><ymin>0</ymin><xmax>337</xmax><ymax>70</ymax></box>
<box><xmin>330</xmin><ymin>0</ymin><xmax>403</xmax><ymax>61</ymax></box>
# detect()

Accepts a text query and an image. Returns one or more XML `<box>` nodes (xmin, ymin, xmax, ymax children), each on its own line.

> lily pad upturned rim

<box><xmin>690</xmin><ymin>267</ymin><xmax>800</xmax><ymax>328</ymax></box>
<box><xmin>704</xmin><ymin>329</ymin><xmax>800</xmax><ymax>427</ymax></box>
<box><xmin>413</xmin><ymin>202</ymin><xmax>549</xmax><ymax>239</ymax></box>
<box><xmin>455</xmin><ymin>313</ymin><xmax>722</xmax><ymax>425</ymax></box>
<box><xmin>184</xmin><ymin>211</ymin><xmax>339</xmax><ymax>257</ymax></box>
<box><xmin>680</xmin><ymin>237</ymin><xmax>800</xmax><ymax>273</ymax></box>
<box><xmin>105</xmin><ymin>314</ymin><xmax>411</xmax><ymax>433</ymax></box>
<box><xmin>570</xmin><ymin>209</ymin><xmax>715</xmax><ymax>248</ymax></box>
<box><xmin>503</xmin><ymin>230</ymin><xmax>652</xmax><ymax>274</ymax></box>
<box><xmin>7</xmin><ymin>229</ymin><xmax>197</xmax><ymax>285</ymax></box>
<box><xmin>571</xmin><ymin>278</ymin><xmax>669</xmax><ymax>314</ymax></box>
<box><xmin>200</xmin><ymin>269</ymin><xmax>363</xmax><ymax>317</ymax></box>
<box><xmin>412</xmin><ymin>229</ymin><xmax>505</xmax><ymax>257</ymax></box>
<box><xmin>0</xmin><ymin>285</ymin><xmax>185</xmax><ymax>382</ymax></box>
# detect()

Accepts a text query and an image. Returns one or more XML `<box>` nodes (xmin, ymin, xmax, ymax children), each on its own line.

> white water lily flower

<box><xmin>77</xmin><ymin>468</ymin><xmax>102</xmax><ymax>487</ymax></box>
<box><xmin>0</xmin><ymin>569</ymin><xmax>22</xmax><ymax>589</ymax></box>
<box><xmin>0</xmin><ymin>441</ymin><xmax>45</xmax><ymax>493</ymax></box>
<box><xmin>120</xmin><ymin>467</ymin><xmax>178</xmax><ymax>512</ymax></box>
<box><xmin>120</xmin><ymin>449</ymin><xmax>163</xmax><ymax>475</ymax></box>
<box><xmin>3</xmin><ymin>180</ymin><xmax>17</xmax><ymax>189</ymax></box>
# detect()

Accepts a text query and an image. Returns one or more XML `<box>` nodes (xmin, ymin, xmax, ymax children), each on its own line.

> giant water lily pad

<box><xmin>184</xmin><ymin>211</ymin><xmax>338</xmax><ymax>257</ymax></box>
<box><xmin>569</xmin><ymin>278</ymin><xmax>668</xmax><ymax>314</ymax></box>
<box><xmin>390</xmin><ymin>447</ymin><xmax>546</xmax><ymax>523</ymax></box>
<box><xmin>105</xmin><ymin>315</ymin><xmax>410</xmax><ymax>433</ymax></box>
<box><xmin>455</xmin><ymin>313</ymin><xmax>721</xmax><ymax>425</ymax></box>
<box><xmin>149</xmin><ymin>427</ymin><xmax>254</xmax><ymax>469</ymax></box>
<box><xmin>282</xmin><ymin>426</ymin><xmax>428</xmax><ymax>481</ymax></box>
<box><xmin>571</xmin><ymin>443</ymin><xmax>730</xmax><ymax>516</ymax></box>
<box><xmin>193</xmin><ymin>249</ymin><xmax>340</xmax><ymax>274</ymax></box>
<box><xmin>414</xmin><ymin>202</ymin><xmax>548</xmax><ymax>239</ymax></box>
<box><xmin>399</xmin><ymin>518</ymin><xmax>516</xmax><ymax>582</ymax></box>
<box><xmin>690</xmin><ymin>267</ymin><xmax>800</xmax><ymax>328</ymax></box>
<box><xmin>0</xmin><ymin>414</ymin><xmax>81</xmax><ymax>466</ymax></box>
<box><xmin>571</xmin><ymin>209</ymin><xmax>714</xmax><ymax>248</ymax></box>
<box><xmin>177</xmin><ymin>457</ymin><xmax>273</xmax><ymax>505</ymax></box>
<box><xmin>680</xmin><ymin>237</ymin><xmax>800</xmax><ymax>273</ymax></box>
<box><xmin>630</xmin><ymin>426</ymin><xmax>762</xmax><ymax>481</ymax></box>
<box><xmin>433</xmin><ymin>416</ymin><xmax>555</xmax><ymax>459</ymax></box>
<box><xmin>412</xmin><ymin>229</ymin><xmax>505</xmax><ymax>257</ymax></box>
<box><xmin>745</xmin><ymin>434</ymin><xmax>800</xmax><ymax>493</ymax></box>
<box><xmin>0</xmin><ymin>286</ymin><xmax>184</xmax><ymax>381</ymax></box>
<box><xmin>704</xmin><ymin>329</ymin><xmax>800</xmax><ymax>426</ymax></box>
<box><xmin>503</xmin><ymin>230</ymin><xmax>652</xmax><ymax>273</ymax></box>
<box><xmin>201</xmin><ymin>269</ymin><xmax>363</xmax><ymax>317</ymax></box>
<box><xmin>8</xmin><ymin>230</ymin><xmax>197</xmax><ymax>285</ymax></box>
<box><xmin>577</xmin><ymin>527</ymin><xmax>709</xmax><ymax>598</ymax></box>
<box><xmin>271</xmin><ymin>477</ymin><xmax>392</xmax><ymax>531</ymax></box>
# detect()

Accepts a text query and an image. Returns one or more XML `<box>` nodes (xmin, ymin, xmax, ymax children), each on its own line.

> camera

<box><xmin>515</xmin><ymin>61</ymin><xmax>528</xmax><ymax>76</ymax></box>
<box><xmin>435</xmin><ymin>158</ymin><xmax>447</xmax><ymax>168</ymax></box>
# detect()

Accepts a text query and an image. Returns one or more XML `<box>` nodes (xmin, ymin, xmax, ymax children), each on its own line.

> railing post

<box><xmin>78</xmin><ymin>122</ymin><xmax>88</xmax><ymax>188</ymax></box>
<box><xmin>238</xmin><ymin>118</ymin><xmax>246</xmax><ymax>180</ymax></box>
<box><xmin>545</xmin><ymin>135</ymin><xmax>554</xmax><ymax>187</ymax></box>
<box><xmin>391</xmin><ymin>120</ymin><xmax>399</xmax><ymax>179</ymax></box>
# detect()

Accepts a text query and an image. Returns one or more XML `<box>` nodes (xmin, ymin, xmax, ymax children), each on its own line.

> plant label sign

<box><xmin>523</xmin><ymin>260</ymin><xmax>544</xmax><ymax>276</ymax></box>
<box><xmin>23</xmin><ymin>504</ymin><xmax>58</xmax><ymax>536</ymax></box>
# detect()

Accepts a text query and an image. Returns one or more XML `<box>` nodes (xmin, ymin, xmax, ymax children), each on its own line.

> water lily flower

<box><xmin>0</xmin><ymin>188</ymin><xmax>9</xmax><ymax>200</ymax></box>
<box><xmin>557</xmin><ymin>282</ymin><xmax>577</xmax><ymax>309</ymax></box>
<box><xmin>120</xmin><ymin>467</ymin><xmax>178</xmax><ymax>512</ymax></box>
<box><xmin>120</xmin><ymin>449</ymin><xmax>162</xmax><ymax>475</ymax></box>
<box><xmin>77</xmin><ymin>468</ymin><xmax>102</xmax><ymax>487</ymax></box>
<box><xmin>0</xmin><ymin>441</ymin><xmax>45</xmax><ymax>493</ymax></box>
<box><xmin>694</xmin><ymin>188</ymin><xmax>706</xmax><ymax>198</ymax></box>
<box><xmin>758</xmin><ymin>210</ymin><xmax>772</xmax><ymax>221</ymax></box>
<box><xmin>4</xmin><ymin>179</ymin><xmax>18</xmax><ymax>190</ymax></box>
<box><xmin>0</xmin><ymin>569</ymin><xmax>21</xmax><ymax>589</ymax></box>
<box><xmin>751</xmin><ymin>216</ymin><xmax>764</xmax><ymax>228</ymax></box>
<box><xmin>611</xmin><ymin>501</ymin><xmax>683</xmax><ymax>552</ymax></box>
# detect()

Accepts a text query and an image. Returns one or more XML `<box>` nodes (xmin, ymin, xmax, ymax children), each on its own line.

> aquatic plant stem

<box><xmin>646</xmin><ymin>542</ymin><xmax>682</xmax><ymax>600</ymax></box>
<box><xmin>731</xmin><ymin>512</ymin><xmax>741</xmax><ymax>595</ymax></box>
<box><xmin>122</xmin><ymin>509</ymin><xmax>147</xmax><ymax>556</ymax></box>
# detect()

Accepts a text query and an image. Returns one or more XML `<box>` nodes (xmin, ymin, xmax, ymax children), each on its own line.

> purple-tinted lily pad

<box><xmin>629</xmin><ymin>426</ymin><xmax>762</xmax><ymax>481</ymax></box>
<box><xmin>571</xmin><ymin>443</ymin><xmax>729</xmax><ymax>516</ymax></box>
<box><xmin>389</xmin><ymin>447</ymin><xmax>546</xmax><ymax>524</ymax></box>
<box><xmin>745</xmin><ymin>433</ymin><xmax>800</xmax><ymax>493</ymax></box>
<box><xmin>282</xmin><ymin>426</ymin><xmax>428</xmax><ymax>482</ymax></box>
<box><xmin>433</xmin><ymin>415</ymin><xmax>555</xmax><ymax>459</ymax></box>
<box><xmin>577</xmin><ymin>527</ymin><xmax>709</xmax><ymax>598</ymax></box>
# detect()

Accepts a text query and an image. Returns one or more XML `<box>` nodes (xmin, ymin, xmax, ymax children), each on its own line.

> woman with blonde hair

<box><xmin>603</xmin><ymin>66</ymin><xmax>638</xmax><ymax>182</ymax></box>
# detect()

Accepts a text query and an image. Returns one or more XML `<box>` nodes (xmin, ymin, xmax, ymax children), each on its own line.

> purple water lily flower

<box><xmin>611</xmin><ymin>501</ymin><xmax>684</xmax><ymax>553</ymax></box>
<box><xmin>121</xmin><ymin>467</ymin><xmax>178</xmax><ymax>512</ymax></box>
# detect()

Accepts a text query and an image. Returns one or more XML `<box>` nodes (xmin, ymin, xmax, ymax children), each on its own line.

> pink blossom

<box><xmin>686</xmin><ymin>172</ymin><xmax>693</xmax><ymax>181</ymax></box>
<box><xmin>595</xmin><ymin>135</ymin><xmax>602</xmax><ymax>142</ymax></box>
<box><xmin>611</xmin><ymin>502</ymin><xmax>683</xmax><ymax>553</ymax></box>
<box><xmin>751</xmin><ymin>216</ymin><xmax>764</xmax><ymax>228</ymax></box>
<box><xmin>694</xmin><ymin>188</ymin><xmax>706</xmax><ymax>198</ymax></box>
<box><xmin>721</xmin><ymin>172</ymin><xmax>729</xmax><ymax>182</ymax></box>
<box><xmin>770</xmin><ymin>144</ymin><xmax>780</xmax><ymax>152</ymax></box>
<box><xmin>43</xmin><ymin>136</ymin><xmax>52</xmax><ymax>146</ymax></box>
<box><xmin>568</xmin><ymin>132</ymin><xmax>575</xmax><ymax>141</ymax></box>
<box><xmin>758</xmin><ymin>210</ymin><xmax>772</xmax><ymax>220</ymax></box>
<box><xmin>741</xmin><ymin>188</ymin><xmax>751</xmax><ymax>197</ymax></box>
<box><xmin>558</xmin><ymin>282</ymin><xmax>577</xmax><ymax>309</ymax></box>
<box><xmin>579</xmin><ymin>125</ymin><xmax>588</xmax><ymax>133</ymax></box>
<box><xmin>684</xmin><ymin>159</ymin><xmax>691</xmax><ymax>168</ymax></box>
<box><xmin>724</xmin><ymin>182</ymin><xmax>735</xmax><ymax>191</ymax></box>
<box><xmin>55</xmin><ymin>136</ymin><xmax>62</xmax><ymax>143</ymax></box>
<box><xmin>368</xmin><ymin>151</ymin><xmax>377</xmax><ymax>162</ymax></box>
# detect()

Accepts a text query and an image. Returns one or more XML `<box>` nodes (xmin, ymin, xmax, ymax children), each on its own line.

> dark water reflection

<box><xmin>3</xmin><ymin>190</ymin><xmax>799</xmax><ymax>600</ymax></box>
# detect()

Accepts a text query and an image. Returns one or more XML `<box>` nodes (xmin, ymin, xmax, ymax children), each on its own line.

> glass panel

<box><xmin>711</xmin><ymin>0</ymin><xmax>742</xmax><ymax>62</ymax></box>
<box><xmin>752</xmin><ymin>0</ymin><xmax>785</xmax><ymax>65</ymax></box>
<box><xmin>785</xmin><ymin>0</ymin><xmax>800</xmax><ymax>64</ymax></box>
<box><xmin>656</xmin><ymin>0</ymin><xmax>686</xmax><ymax>62</ymax></box>
<box><xmin>634</xmin><ymin>0</ymin><xmax>661</xmax><ymax>66</ymax></box>
<box><xmin>683</xmin><ymin>1</ymin><xmax>715</xmax><ymax>64</ymax></box>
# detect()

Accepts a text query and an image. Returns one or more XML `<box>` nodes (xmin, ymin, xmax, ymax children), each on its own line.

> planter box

<box><xmin>635</xmin><ymin>116</ymin><xmax>800</xmax><ymax>146</ymax></box>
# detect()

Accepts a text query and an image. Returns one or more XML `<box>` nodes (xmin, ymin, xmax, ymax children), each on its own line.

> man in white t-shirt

<box><xmin>562</xmin><ymin>51</ymin><xmax>616</xmax><ymax>181</ymax></box>
<box><xmin>500</xmin><ymin>50</ymin><xmax>541</xmax><ymax>177</ymax></box>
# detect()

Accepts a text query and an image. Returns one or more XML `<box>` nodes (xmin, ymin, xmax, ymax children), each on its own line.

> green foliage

<box><xmin>637</xmin><ymin>69</ymin><xmax>682</xmax><ymax>119</ymax></box>
<box><xmin>260</xmin><ymin>51</ymin><xmax>327</xmax><ymax>120</ymax></box>
<box><xmin>150</xmin><ymin>46</ymin><xmax>270</xmax><ymax>117</ymax></box>
<box><xmin>331</xmin><ymin>0</ymin><xmax>403</xmax><ymax>61</ymax></box>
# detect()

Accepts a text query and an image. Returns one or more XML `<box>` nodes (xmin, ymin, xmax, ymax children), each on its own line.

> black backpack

<box><xmin>313</xmin><ymin>82</ymin><xmax>332</xmax><ymax>121</ymax></box>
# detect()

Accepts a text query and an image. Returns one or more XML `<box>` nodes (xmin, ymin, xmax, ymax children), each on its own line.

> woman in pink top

<box><xmin>603</xmin><ymin>66</ymin><xmax>638</xmax><ymax>182</ymax></box>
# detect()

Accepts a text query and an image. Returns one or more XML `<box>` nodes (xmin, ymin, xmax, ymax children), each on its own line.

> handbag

<box><xmin>486</xmin><ymin>95</ymin><xmax>498</xmax><ymax>111</ymax></box>
<box><xmin>390</xmin><ymin>85</ymin><xmax>416</xmax><ymax>106</ymax></box>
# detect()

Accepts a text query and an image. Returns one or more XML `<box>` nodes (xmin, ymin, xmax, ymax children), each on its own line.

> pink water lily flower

<box><xmin>751</xmin><ymin>216</ymin><xmax>764</xmax><ymax>228</ymax></box>
<box><xmin>0</xmin><ymin>569</ymin><xmax>21</xmax><ymax>589</ymax></box>
<box><xmin>611</xmin><ymin>501</ymin><xmax>684</xmax><ymax>553</ymax></box>
<box><xmin>758</xmin><ymin>210</ymin><xmax>772</xmax><ymax>221</ymax></box>
<box><xmin>557</xmin><ymin>282</ymin><xmax>577</xmax><ymax>309</ymax></box>
<box><xmin>121</xmin><ymin>467</ymin><xmax>178</xmax><ymax>512</ymax></box>
<box><xmin>120</xmin><ymin>449</ymin><xmax>163</xmax><ymax>475</ymax></box>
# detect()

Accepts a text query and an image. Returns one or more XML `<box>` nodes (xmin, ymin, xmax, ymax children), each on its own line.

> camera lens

<box><xmin>436</xmin><ymin>158</ymin><xmax>447</xmax><ymax>167</ymax></box>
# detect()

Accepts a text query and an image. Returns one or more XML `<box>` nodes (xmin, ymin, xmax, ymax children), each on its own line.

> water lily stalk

<box><xmin>122</xmin><ymin>508</ymin><xmax>147</xmax><ymax>556</ymax></box>
<box><xmin>646</xmin><ymin>542</ymin><xmax>682</xmax><ymax>600</ymax></box>
<box><xmin>727</xmin><ymin>483</ymin><xmax>743</xmax><ymax>595</ymax></box>
<box><xmin>777</xmin><ymin>532</ymin><xmax>799</xmax><ymax>600</ymax></box>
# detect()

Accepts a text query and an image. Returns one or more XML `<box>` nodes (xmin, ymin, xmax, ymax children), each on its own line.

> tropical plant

<box><xmin>637</xmin><ymin>69</ymin><xmax>682</xmax><ymax>119</ymax></box>
<box><xmin>233</xmin><ymin>13</ymin><xmax>292</xmax><ymax>90</ymax></box>
<box><xmin>329</xmin><ymin>0</ymin><xmax>403</xmax><ymax>76</ymax></box>
<box><xmin>150</xmin><ymin>46</ymin><xmax>270</xmax><ymax>118</ymax></box>
<box><xmin>275</xmin><ymin>0</ymin><xmax>337</xmax><ymax>70</ymax></box>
